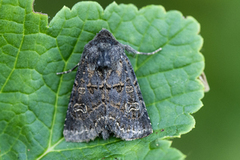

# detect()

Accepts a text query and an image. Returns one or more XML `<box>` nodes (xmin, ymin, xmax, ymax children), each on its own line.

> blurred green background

<box><xmin>35</xmin><ymin>0</ymin><xmax>240</xmax><ymax>159</ymax></box>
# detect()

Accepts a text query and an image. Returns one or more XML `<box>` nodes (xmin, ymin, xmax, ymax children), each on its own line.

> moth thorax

<box><xmin>99</xmin><ymin>42</ymin><xmax>111</xmax><ymax>50</ymax></box>
<box><xmin>96</xmin><ymin>51</ymin><xmax>112</xmax><ymax>70</ymax></box>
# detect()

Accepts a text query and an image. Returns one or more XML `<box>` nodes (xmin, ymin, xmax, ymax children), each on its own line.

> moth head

<box><xmin>84</xmin><ymin>29</ymin><xmax>124</xmax><ymax>71</ymax></box>
<box><xmin>98</xmin><ymin>44</ymin><xmax>125</xmax><ymax>70</ymax></box>
<box><xmin>96</xmin><ymin>29</ymin><xmax>115</xmax><ymax>39</ymax></box>
<box><xmin>85</xmin><ymin>43</ymin><xmax>124</xmax><ymax>71</ymax></box>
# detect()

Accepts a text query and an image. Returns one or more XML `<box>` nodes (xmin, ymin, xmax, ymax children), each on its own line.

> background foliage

<box><xmin>0</xmin><ymin>0</ymin><xmax>205</xmax><ymax>159</ymax></box>
<box><xmin>34</xmin><ymin>0</ymin><xmax>240</xmax><ymax>160</ymax></box>
<box><xmin>3</xmin><ymin>0</ymin><xmax>239</xmax><ymax>159</ymax></box>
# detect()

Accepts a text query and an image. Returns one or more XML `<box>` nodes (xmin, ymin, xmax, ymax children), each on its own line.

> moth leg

<box><xmin>123</xmin><ymin>44</ymin><xmax>162</xmax><ymax>56</ymax></box>
<box><xmin>56</xmin><ymin>63</ymin><xmax>80</xmax><ymax>75</ymax></box>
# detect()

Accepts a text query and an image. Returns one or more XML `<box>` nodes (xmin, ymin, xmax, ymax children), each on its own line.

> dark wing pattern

<box><xmin>63</xmin><ymin>56</ymin><xmax>106</xmax><ymax>142</ymax></box>
<box><xmin>63</xmin><ymin>53</ymin><xmax>152</xmax><ymax>142</ymax></box>
<box><xmin>106</xmin><ymin>54</ymin><xmax>153</xmax><ymax>140</ymax></box>
<box><xmin>62</xmin><ymin>29</ymin><xmax>156</xmax><ymax>142</ymax></box>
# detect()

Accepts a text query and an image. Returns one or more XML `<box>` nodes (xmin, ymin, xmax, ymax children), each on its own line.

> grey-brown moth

<box><xmin>57</xmin><ymin>29</ymin><xmax>162</xmax><ymax>142</ymax></box>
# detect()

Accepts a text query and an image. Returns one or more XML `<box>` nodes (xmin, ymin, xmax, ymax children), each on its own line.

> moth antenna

<box><xmin>56</xmin><ymin>63</ymin><xmax>80</xmax><ymax>75</ymax></box>
<box><xmin>123</xmin><ymin>44</ymin><xmax>162</xmax><ymax>55</ymax></box>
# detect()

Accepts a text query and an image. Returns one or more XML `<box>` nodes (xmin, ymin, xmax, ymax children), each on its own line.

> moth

<box><xmin>57</xmin><ymin>29</ymin><xmax>162</xmax><ymax>142</ymax></box>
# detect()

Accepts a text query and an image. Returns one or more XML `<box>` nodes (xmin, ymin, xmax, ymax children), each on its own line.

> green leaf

<box><xmin>0</xmin><ymin>0</ymin><xmax>204</xmax><ymax>159</ymax></box>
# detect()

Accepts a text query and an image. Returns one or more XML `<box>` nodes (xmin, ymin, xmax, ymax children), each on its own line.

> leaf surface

<box><xmin>0</xmin><ymin>1</ymin><xmax>204</xmax><ymax>159</ymax></box>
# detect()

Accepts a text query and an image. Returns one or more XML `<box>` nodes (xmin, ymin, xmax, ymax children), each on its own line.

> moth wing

<box><xmin>63</xmin><ymin>57</ymin><xmax>105</xmax><ymax>142</ymax></box>
<box><xmin>106</xmin><ymin>54</ymin><xmax>153</xmax><ymax>140</ymax></box>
